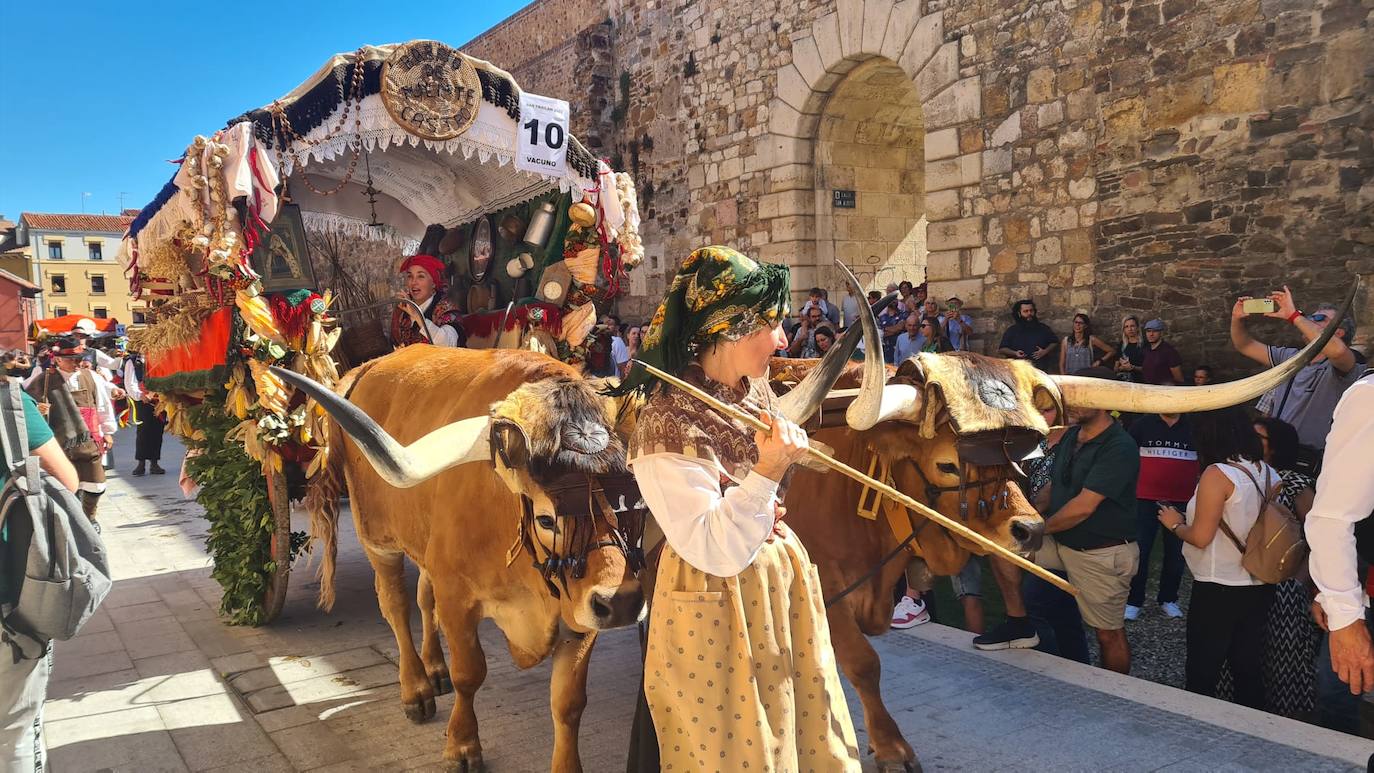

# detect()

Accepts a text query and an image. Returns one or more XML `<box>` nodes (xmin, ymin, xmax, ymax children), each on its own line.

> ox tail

<box><xmin>303</xmin><ymin>361</ymin><xmax>372</xmax><ymax>612</ymax></box>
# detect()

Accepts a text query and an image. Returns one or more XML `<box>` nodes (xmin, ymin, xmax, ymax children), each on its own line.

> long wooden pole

<box><xmin>635</xmin><ymin>361</ymin><xmax>1078</xmax><ymax>596</ymax></box>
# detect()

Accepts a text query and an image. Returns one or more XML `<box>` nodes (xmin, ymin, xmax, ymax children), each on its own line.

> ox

<box><xmin>285</xmin><ymin>327</ymin><xmax>860</xmax><ymax>771</ymax></box>
<box><xmin>771</xmin><ymin>287</ymin><xmax>1347</xmax><ymax>772</ymax></box>
<box><xmin>291</xmin><ymin>347</ymin><xmax>645</xmax><ymax>772</ymax></box>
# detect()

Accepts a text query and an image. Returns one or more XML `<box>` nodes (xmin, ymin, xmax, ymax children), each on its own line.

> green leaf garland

<box><xmin>184</xmin><ymin>397</ymin><xmax>274</xmax><ymax>626</ymax></box>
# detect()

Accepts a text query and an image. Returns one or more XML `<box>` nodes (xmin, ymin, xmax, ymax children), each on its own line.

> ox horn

<box><xmin>1051</xmin><ymin>281</ymin><xmax>1359</xmax><ymax>413</ymax></box>
<box><xmin>844</xmin><ymin>288</ymin><xmax>926</xmax><ymax>431</ymax></box>
<box><xmin>777</xmin><ymin>260</ymin><xmax>874</xmax><ymax>425</ymax></box>
<box><xmin>271</xmin><ymin>367</ymin><xmax>491</xmax><ymax>488</ymax></box>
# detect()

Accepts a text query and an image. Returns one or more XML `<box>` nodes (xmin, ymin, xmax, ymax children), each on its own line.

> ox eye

<box><xmin>936</xmin><ymin>462</ymin><xmax>960</xmax><ymax>475</ymax></box>
<box><xmin>536</xmin><ymin>515</ymin><xmax>557</xmax><ymax>531</ymax></box>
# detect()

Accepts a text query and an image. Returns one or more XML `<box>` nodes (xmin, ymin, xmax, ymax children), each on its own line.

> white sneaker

<box><xmin>891</xmin><ymin>595</ymin><xmax>931</xmax><ymax>629</ymax></box>
<box><xmin>1161</xmin><ymin>602</ymin><xmax>1184</xmax><ymax>619</ymax></box>
<box><xmin>1124</xmin><ymin>604</ymin><xmax>1140</xmax><ymax>621</ymax></box>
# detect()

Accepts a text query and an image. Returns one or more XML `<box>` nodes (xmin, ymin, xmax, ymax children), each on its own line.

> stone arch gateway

<box><xmin>814</xmin><ymin>57</ymin><xmax>928</xmax><ymax>292</ymax></box>
<box><xmin>761</xmin><ymin>4</ymin><xmax>989</xmax><ymax>310</ymax></box>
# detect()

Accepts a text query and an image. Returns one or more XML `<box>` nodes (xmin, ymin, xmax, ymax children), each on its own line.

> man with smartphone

<box><xmin>943</xmin><ymin>296</ymin><xmax>975</xmax><ymax>351</ymax></box>
<box><xmin>1231</xmin><ymin>286</ymin><xmax>1359</xmax><ymax>456</ymax></box>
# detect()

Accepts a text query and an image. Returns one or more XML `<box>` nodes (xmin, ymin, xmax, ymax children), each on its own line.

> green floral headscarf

<box><xmin>611</xmin><ymin>245</ymin><xmax>791</xmax><ymax>396</ymax></box>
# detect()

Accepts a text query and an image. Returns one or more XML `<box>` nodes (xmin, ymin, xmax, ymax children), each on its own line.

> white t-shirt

<box><xmin>1182</xmin><ymin>459</ymin><xmax>1277</xmax><ymax>586</ymax></box>
<box><xmin>841</xmin><ymin>295</ymin><xmax>861</xmax><ymax>329</ymax></box>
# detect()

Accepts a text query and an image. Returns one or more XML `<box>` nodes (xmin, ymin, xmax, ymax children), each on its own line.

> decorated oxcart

<box><xmin>119</xmin><ymin>40</ymin><xmax>643</xmax><ymax>624</ymax></box>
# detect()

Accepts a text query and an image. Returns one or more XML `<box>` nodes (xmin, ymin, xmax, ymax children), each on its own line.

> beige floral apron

<box><xmin>633</xmin><ymin>364</ymin><xmax>860</xmax><ymax>771</ymax></box>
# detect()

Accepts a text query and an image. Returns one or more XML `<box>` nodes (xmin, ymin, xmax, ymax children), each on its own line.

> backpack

<box><xmin>0</xmin><ymin>380</ymin><xmax>111</xmax><ymax>661</ymax></box>
<box><xmin>1216</xmin><ymin>463</ymin><xmax>1309</xmax><ymax>584</ymax></box>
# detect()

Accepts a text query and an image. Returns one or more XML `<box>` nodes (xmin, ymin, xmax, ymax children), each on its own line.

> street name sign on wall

<box><xmin>833</xmin><ymin>189</ymin><xmax>856</xmax><ymax>209</ymax></box>
<box><xmin>516</xmin><ymin>92</ymin><xmax>571</xmax><ymax>177</ymax></box>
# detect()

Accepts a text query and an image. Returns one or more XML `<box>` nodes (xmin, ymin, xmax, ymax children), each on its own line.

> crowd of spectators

<box><xmin>829</xmin><ymin>280</ymin><xmax>1368</xmax><ymax>736</ymax></box>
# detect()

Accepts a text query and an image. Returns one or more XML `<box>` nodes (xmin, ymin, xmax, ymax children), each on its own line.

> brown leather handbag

<box><xmin>1216</xmin><ymin>465</ymin><xmax>1309</xmax><ymax>584</ymax></box>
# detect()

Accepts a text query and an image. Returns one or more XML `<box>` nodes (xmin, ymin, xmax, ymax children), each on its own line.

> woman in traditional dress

<box><xmin>617</xmin><ymin>246</ymin><xmax>861</xmax><ymax>771</ymax></box>
<box><xmin>390</xmin><ymin>254</ymin><xmax>466</xmax><ymax>348</ymax></box>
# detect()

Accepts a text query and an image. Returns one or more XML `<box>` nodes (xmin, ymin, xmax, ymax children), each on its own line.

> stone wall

<box><xmin>459</xmin><ymin>0</ymin><xmax>1373</xmax><ymax>367</ymax></box>
<box><xmin>463</xmin><ymin>0</ymin><xmax>618</xmax><ymax>158</ymax></box>
<box><xmin>1087</xmin><ymin>0</ymin><xmax>1374</xmax><ymax>374</ymax></box>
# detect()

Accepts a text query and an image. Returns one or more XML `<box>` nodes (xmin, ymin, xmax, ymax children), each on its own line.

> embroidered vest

<box><xmin>390</xmin><ymin>296</ymin><xmax>464</xmax><ymax>347</ymax></box>
<box><xmin>629</xmin><ymin>362</ymin><xmax>777</xmax><ymax>486</ymax></box>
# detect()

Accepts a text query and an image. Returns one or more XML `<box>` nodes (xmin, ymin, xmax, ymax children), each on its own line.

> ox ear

<box><xmin>271</xmin><ymin>366</ymin><xmax>492</xmax><ymax>489</ymax></box>
<box><xmin>491</xmin><ymin>419</ymin><xmax>531</xmax><ymax>470</ymax></box>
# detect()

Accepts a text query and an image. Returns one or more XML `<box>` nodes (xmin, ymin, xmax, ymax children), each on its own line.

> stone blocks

<box><xmin>925</xmin><ymin>76</ymin><xmax>983</xmax><ymax>129</ymax></box>
<box><xmin>926</xmin><ymin>153</ymin><xmax>982</xmax><ymax>192</ymax></box>
<box><xmin>928</xmin><ymin>216</ymin><xmax>984</xmax><ymax>251</ymax></box>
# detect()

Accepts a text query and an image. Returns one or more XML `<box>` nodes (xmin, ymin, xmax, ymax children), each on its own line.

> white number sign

<box><xmin>516</xmin><ymin>92</ymin><xmax>571</xmax><ymax>177</ymax></box>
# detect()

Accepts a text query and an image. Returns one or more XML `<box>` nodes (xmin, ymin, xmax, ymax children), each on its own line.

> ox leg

<box><xmin>829</xmin><ymin>608</ymin><xmax>922</xmax><ymax>773</ymax></box>
<box><xmin>549</xmin><ymin>627</ymin><xmax>594</xmax><ymax>773</ymax></box>
<box><xmin>434</xmin><ymin>592</ymin><xmax>486</xmax><ymax>772</ymax></box>
<box><xmin>418</xmin><ymin>571</ymin><xmax>453</xmax><ymax>696</ymax></box>
<box><xmin>367</xmin><ymin>548</ymin><xmax>436</xmax><ymax>723</ymax></box>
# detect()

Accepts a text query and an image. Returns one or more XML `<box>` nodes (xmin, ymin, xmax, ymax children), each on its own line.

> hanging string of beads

<box><xmin>269</xmin><ymin>48</ymin><xmax>368</xmax><ymax>198</ymax></box>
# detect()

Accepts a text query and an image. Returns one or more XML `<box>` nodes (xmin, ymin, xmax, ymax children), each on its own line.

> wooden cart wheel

<box><xmin>259</xmin><ymin>461</ymin><xmax>292</xmax><ymax>625</ymax></box>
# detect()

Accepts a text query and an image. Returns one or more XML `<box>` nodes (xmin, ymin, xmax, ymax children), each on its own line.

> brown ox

<box><xmin>287</xmin><ymin>314</ymin><xmax>862</xmax><ymax>771</ymax></box>
<box><xmin>291</xmin><ymin>346</ymin><xmax>646</xmax><ymax>772</ymax></box>
<box><xmin>769</xmin><ymin>283</ymin><xmax>1348</xmax><ymax>772</ymax></box>
<box><xmin>774</xmin><ymin>353</ymin><xmax>1048</xmax><ymax>772</ymax></box>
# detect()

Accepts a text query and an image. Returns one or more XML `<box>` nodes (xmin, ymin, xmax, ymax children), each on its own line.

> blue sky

<box><xmin>0</xmin><ymin>1</ymin><xmax>529</xmax><ymax>220</ymax></box>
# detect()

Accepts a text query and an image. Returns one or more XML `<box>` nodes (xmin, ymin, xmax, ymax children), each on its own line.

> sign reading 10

<box><xmin>523</xmin><ymin>118</ymin><xmax>566</xmax><ymax>150</ymax></box>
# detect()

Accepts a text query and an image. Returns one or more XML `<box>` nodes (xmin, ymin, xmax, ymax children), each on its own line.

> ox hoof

<box><xmin>403</xmin><ymin>696</ymin><xmax>436</xmax><ymax>723</ymax></box>
<box><xmin>430</xmin><ymin>671</ymin><xmax>454</xmax><ymax>696</ymax></box>
<box><xmin>443</xmin><ymin>752</ymin><xmax>484</xmax><ymax>772</ymax></box>
<box><xmin>875</xmin><ymin>759</ymin><xmax>922</xmax><ymax>773</ymax></box>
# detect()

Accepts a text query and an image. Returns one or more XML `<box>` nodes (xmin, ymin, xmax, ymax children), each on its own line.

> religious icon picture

<box><xmin>248</xmin><ymin>203</ymin><xmax>317</xmax><ymax>292</ymax></box>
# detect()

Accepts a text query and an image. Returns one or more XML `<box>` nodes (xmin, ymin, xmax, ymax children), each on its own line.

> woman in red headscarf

<box><xmin>390</xmin><ymin>254</ymin><xmax>465</xmax><ymax>348</ymax></box>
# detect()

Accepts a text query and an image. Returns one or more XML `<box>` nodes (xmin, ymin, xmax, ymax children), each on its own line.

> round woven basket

<box><xmin>336</xmin><ymin>316</ymin><xmax>393</xmax><ymax>370</ymax></box>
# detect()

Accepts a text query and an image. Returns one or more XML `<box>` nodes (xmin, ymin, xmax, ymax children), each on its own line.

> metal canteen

<box><xmin>523</xmin><ymin>201</ymin><xmax>557</xmax><ymax>248</ymax></box>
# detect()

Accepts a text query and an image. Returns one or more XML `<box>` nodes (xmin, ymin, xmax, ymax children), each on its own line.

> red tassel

<box><xmin>268</xmin><ymin>292</ymin><xmax>320</xmax><ymax>344</ymax></box>
<box><xmin>460</xmin><ymin>302</ymin><xmax>563</xmax><ymax>339</ymax></box>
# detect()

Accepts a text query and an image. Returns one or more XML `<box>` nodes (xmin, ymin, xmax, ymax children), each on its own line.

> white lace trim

<box><xmin>300</xmin><ymin>211</ymin><xmax>419</xmax><ymax>253</ymax></box>
<box><xmin>278</xmin><ymin>94</ymin><xmax>595</xmax><ymax>226</ymax></box>
<box><xmin>127</xmin><ymin>95</ymin><xmax>612</xmax><ymax>273</ymax></box>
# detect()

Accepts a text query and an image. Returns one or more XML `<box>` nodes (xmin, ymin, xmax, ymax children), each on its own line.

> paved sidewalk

<box><xmin>42</xmin><ymin>429</ymin><xmax>1374</xmax><ymax>771</ymax></box>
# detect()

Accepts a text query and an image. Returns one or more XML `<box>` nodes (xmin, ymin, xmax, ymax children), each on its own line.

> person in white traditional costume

<box><xmin>613</xmin><ymin>245</ymin><xmax>861</xmax><ymax>771</ymax></box>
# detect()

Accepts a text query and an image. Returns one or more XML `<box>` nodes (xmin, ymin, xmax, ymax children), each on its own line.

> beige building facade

<box><xmin>9</xmin><ymin>212</ymin><xmax>141</xmax><ymax>326</ymax></box>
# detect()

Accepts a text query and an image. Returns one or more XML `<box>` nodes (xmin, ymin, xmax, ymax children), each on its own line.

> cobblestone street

<box><xmin>43</xmin><ymin>431</ymin><xmax>1373</xmax><ymax>772</ymax></box>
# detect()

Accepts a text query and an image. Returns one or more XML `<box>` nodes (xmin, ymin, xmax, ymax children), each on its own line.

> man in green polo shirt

<box><xmin>975</xmin><ymin>367</ymin><xmax>1140</xmax><ymax>674</ymax></box>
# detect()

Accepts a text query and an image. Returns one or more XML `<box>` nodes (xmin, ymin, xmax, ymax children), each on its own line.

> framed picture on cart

<box><xmin>248</xmin><ymin>203</ymin><xmax>317</xmax><ymax>292</ymax></box>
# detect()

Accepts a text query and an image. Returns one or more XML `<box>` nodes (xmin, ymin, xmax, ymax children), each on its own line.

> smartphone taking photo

<box><xmin>1242</xmin><ymin>298</ymin><xmax>1278</xmax><ymax>314</ymax></box>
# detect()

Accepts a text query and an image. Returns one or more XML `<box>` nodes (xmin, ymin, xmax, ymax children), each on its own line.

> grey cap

<box><xmin>1143</xmin><ymin>319</ymin><xmax>1166</xmax><ymax>331</ymax></box>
